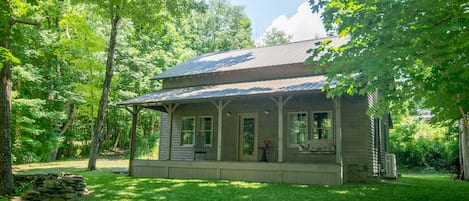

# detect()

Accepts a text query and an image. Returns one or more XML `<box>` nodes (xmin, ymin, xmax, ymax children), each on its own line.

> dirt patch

<box><xmin>13</xmin><ymin>159</ymin><xmax>128</xmax><ymax>173</ymax></box>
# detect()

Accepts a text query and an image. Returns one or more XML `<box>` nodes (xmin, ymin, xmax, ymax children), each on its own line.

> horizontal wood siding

<box><xmin>159</xmin><ymin>113</ymin><xmax>169</xmax><ymax>160</ymax></box>
<box><xmin>341</xmin><ymin>95</ymin><xmax>370</xmax><ymax>182</ymax></box>
<box><xmin>155</xmin><ymin>93</ymin><xmax>372</xmax><ymax>183</ymax></box>
<box><xmin>131</xmin><ymin>160</ymin><xmax>341</xmax><ymax>185</ymax></box>
<box><xmin>283</xmin><ymin>94</ymin><xmax>336</xmax><ymax>163</ymax></box>
<box><xmin>170</xmin><ymin>103</ymin><xmax>218</xmax><ymax>161</ymax></box>
<box><xmin>162</xmin><ymin>63</ymin><xmax>314</xmax><ymax>89</ymax></box>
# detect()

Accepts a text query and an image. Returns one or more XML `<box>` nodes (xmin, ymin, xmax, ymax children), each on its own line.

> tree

<box><xmin>0</xmin><ymin>0</ymin><xmax>41</xmax><ymax>195</ymax></box>
<box><xmin>179</xmin><ymin>0</ymin><xmax>254</xmax><ymax>54</ymax></box>
<box><xmin>309</xmin><ymin>0</ymin><xmax>468</xmax><ymax>179</ymax></box>
<box><xmin>262</xmin><ymin>27</ymin><xmax>292</xmax><ymax>46</ymax></box>
<box><xmin>85</xmin><ymin>0</ymin><xmax>204</xmax><ymax>171</ymax></box>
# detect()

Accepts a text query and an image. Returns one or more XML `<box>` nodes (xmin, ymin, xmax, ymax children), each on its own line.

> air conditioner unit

<box><xmin>385</xmin><ymin>154</ymin><xmax>398</xmax><ymax>179</ymax></box>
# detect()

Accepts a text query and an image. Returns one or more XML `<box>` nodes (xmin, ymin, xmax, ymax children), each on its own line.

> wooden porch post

<box><xmin>334</xmin><ymin>97</ymin><xmax>343</xmax><ymax>184</ymax></box>
<box><xmin>212</xmin><ymin>100</ymin><xmax>231</xmax><ymax>161</ymax></box>
<box><xmin>271</xmin><ymin>96</ymin><xmax>292</xmax><ymax>163</ymax></box>
<box><xmin>163</xmin><ymin>104</ymin><xmax>179</xmax><ymax>160</ymax></box>
<box><xmin>125</xmin><ymin>105</ymin><xmax>141</xmax><ymax>176</ymax></box>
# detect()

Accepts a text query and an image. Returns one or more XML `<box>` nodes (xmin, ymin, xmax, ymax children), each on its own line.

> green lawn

<box><xmin>10</xmin><ymin>160</ymin><xmax>469</xmax><ymax>201</ymax></box>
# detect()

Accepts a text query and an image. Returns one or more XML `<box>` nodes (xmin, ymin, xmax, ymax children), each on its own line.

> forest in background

<box><xmin>3</xmin><ymin>0</ymin><xmax>255</xmax><ymax>164</ymax></box>
<box><xmin>0</xmin><ymin>0</ymin><xmax>463</xmax><ymax>174</ymax></box>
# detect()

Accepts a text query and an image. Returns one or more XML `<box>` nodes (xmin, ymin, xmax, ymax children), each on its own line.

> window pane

<box><xmin>289</xmin><ymin>113</ymin><xmax>307</xmax><ymax>145</ymax></box>
<box><xmin>242</xmin><ymin>118</ymin><xmax>255</xmax><ymax>155</ymax></box>
<box><xmin>199</xmin><ymin>117</ymin><xmax>212</xmax><ymax>130</ymax></box>
<box><xmin>182</xmin><ymin>117</ymin><xmax>195</xmax><ymax>145</ymax></box>
<box><xmin>198</xmin><ymin>117</ymin><xmax>212</xmax><ymax>145</ymax></box>
<box><xmin>182</xmin><ymin>131</ymin><xmax>193</xmax><ymax>145</ymax></box>
<box><xmin>312</xmin><ymin>112</ymin><xmax>332</xmax><ymax>140</ymax></box>
<box><xmin>183</xmin><ymin>118</ymin><xmax>195</xmax><ymax>130</ymax></box>
<box><xmin>200</xmin><ymin>131</ymin><xmax>211</xmax><ymax>145</ymax></box>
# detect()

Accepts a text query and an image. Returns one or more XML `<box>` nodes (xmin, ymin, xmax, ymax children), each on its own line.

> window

<box><xmin>288</xmin><ymin>112</ymin><xmax>307</xmax><ymax>145</ymax></box>
<box><xmin>198</xmin><ymin>117</ymin><xmax>213</xmax><ymax>146</ymax></box>
<box><xmin>181</xmin><ymin>117</ymin><xmax>195</xmax><ymax>145</ymax></box>
<box><xmin>312</xmin><ymin>111</ymin><xmax>333</xmax><ymax>141</ymax></box>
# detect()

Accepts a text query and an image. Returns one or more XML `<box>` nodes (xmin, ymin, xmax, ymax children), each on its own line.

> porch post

<box><xmin>125</xmin><ymin>105</ymin><xmax>141</xmax><ymax>176</ymax></box>
<box><xmin>334</xmin><ymin>97</ymin><xmax>343</xmax><ymax>184</ymax></box>
<box><xmin>271</xmin><ymin>96</ymin><xmax>292</xmax><ymax>163</ymax></box>
<box><xmin>163</xmin><ymin>104</ymin><xmax>179</xmax><ymax>160</ymax></box>
<box><xmin>212</xmin><ymin>100</ymin><xmax>231</xmax><ymax>161</ymax></box>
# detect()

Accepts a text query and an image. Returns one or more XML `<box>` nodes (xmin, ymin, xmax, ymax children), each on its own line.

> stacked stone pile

<box><xmin>14</xmin><ymin>173</ymin><xmax>87</xmax><ymax>201</ymax></box>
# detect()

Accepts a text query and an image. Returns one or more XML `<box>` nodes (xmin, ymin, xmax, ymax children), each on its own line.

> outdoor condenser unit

<box><xmin>385</xmin><ymin>154</ymin><xmax>398</xmax><ymax>178</ymax></box>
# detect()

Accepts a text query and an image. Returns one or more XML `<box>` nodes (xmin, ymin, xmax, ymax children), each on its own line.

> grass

<box><xmin>10</xmin><ymin>160</ymin><xmax>469</xmax><ymax>201</ymax></box>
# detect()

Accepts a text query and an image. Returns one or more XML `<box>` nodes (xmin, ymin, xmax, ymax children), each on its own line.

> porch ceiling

<box><xmin>119</xmin><ymin>75</ymin><xmax>328</xmax><ymax>106</ymax></box>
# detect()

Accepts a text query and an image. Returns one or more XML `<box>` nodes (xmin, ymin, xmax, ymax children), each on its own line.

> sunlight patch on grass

<box><xmin>292</xmin><ymin>184</ymin><xmax>308</xmax><ymax>188</ymax></box>
<box><xmin>333</xmin><ymin>190</ymin><xmax>349</xmax><ymax>194</ymax></box>
<box><xmin>198</xmin><ymin>183</ymin><xmax>218</xmax><ymax>187</ymax></box>
<box><xmin>230</xmin><ymin>181</ymin><xmax>267</xmax><ymax>189</ymax></box>
<box><xmin>171</xmin><ymin>183</ymin><xmax>186</xmax><ymax>188</ymax></box>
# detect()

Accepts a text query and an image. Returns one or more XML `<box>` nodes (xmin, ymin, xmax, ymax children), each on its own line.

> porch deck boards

<box><xmin>131</xmin><ymin>160</ymin><xmax>342</xmax><ymax>185</ymax></box>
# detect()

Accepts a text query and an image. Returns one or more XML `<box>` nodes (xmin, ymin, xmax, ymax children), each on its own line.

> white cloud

<box><xmin>259</xmin><ymin>1</ymin><xmax>327</xmax><ymax>45</ymax></box>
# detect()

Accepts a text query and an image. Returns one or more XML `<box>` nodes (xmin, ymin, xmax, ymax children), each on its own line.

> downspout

<box><xmin>334</xmin><ymin>97</ymin><xmax>343</xmax><ymax>184</ymax></box>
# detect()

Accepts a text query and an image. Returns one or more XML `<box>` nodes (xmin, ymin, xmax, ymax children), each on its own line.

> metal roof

<box><xmin>119</xmin><ymin>75</ymin><xmax>327</xmax><ymax>105</ymax></box>
<box><xmin>153</xmin><ymin>36</ymin><xmax>347</xmax><ymax>79</ymax></box>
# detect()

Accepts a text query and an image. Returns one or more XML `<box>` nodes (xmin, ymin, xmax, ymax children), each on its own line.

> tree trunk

<box><xmin>0</xmin><ymin>1</ymin><xmax>13</xmax><ymax>194</ymax></box>
<box><xmin>460</xmin><ymin>118</ymin><xmax>469</xmax><ymax>180</ymax></box>
<box><xmin>0</xmin><ymin>62</ymin><xmax>13</xmax><ymax>196</ymax></box>
<box><xmin>113</xmin><ymin>129</ymin><xmax>121</xmax><ymax>151</ymax></box>
<box><xmin>49</xmin><ymin>103</ymin><xmax>75</xmax><ymax>161</ymax></box>
<box><xmin>88</xmin><ymin>15</ymin><xmax>121</xmax><ymax>171</ymax></box>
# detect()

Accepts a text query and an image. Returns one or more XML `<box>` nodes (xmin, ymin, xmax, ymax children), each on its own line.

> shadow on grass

<box><xmin>15</xmin><ymin>168</ymin><xmax>469</xmax><ymax>201</ymax></box>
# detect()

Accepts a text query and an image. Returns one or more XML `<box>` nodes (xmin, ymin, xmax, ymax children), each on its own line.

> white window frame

<box><xmin>287</xmin><ymin>111</ymin><xmax>308</xmax><ymax>147</ymax></box>
<box><xmin>181</xmin><ymin>116</ymin><xmax>196</xmax><ymax>146</ymax></box>
<box><xmin>311</xmin><ymin>111</ymin><xmax>334</xmax><ymax>142</ymax></box>
<box><xmin>198</xmin><ymin>116</ymin><xmax>213</xmax><ymax>147</ymax></box>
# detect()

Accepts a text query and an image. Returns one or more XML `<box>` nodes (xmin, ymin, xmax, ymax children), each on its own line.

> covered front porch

<box><xmin>130</xmin><ymin>160</ymin><xmax>342</xmax><ymax>185</ymax></box>
<box><xmin>121</xmin><ymin>75</ymin><xmax>346</xmax><ymax>185</ymax></box>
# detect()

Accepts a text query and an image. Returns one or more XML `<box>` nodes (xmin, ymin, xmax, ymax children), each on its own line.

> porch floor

<box><xmin>130</xmin><ymin>160</ymin><xmax>343</xmax><ymax>185</ymax></box>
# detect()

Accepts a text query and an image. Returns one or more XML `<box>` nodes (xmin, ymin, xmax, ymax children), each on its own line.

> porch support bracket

<box><xmin>270</xmin><ymin>95</ymin><xmax>292</xmax><ymax>162</ymax></box>
<box><xmin>333</xmin><ymin>97</ymin><xmax>343</xmax><ymax>184</ymax></box>
<box><xmin>125</xmin><ymin>105</ymin><xmax>142</xmax><ymax>176</ymax></box>
<box><xmin>212</xmin><ymin>100</ymin><xmax>231</xmax><ymax>161</ymax></box>
<box><xmin>163</xmin><ymin>103</ymin><xmax>180</xmax><ymax>160</ymax></box>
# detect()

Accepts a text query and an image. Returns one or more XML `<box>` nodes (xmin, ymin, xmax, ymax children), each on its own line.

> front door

<box><xmin>239</xmin><ymin>113</ymin><xmax>258</xmax><ymax>161</ymax></box>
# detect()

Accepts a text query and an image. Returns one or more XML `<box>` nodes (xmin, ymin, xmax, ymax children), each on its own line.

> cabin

<box><xmin>119</xmin><ymin>37</ymin><xmax>391</xmax><ymax>185</ymax></box>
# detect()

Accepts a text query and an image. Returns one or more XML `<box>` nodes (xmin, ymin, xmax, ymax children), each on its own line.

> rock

<box><xmin>14</xmin><ymin>173</ymin><xmax>87</xmax><ymax>201</ymax></box>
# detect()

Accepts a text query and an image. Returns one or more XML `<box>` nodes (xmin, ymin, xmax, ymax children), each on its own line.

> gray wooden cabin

<box><xmin>120</xmin><ymin>37</ymin><xmax>391</xmax><ymax>185</ymax></box>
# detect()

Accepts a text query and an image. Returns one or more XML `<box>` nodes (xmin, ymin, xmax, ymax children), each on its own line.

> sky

<box><xmin>229</xmin><ymin>0</ymin><xmax>327</xmax><ymax>45</ymax></box>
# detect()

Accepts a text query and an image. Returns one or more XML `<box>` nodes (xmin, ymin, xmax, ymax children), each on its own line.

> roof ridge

<box><xmin>196</xmin><ymin>35</ymin><xmax>338</xmax><ymax>57</ymax></box>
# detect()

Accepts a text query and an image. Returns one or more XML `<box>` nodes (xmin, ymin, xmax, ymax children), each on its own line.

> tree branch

<box><xmin>9</xmin><ymin>17</ymin><xmax>40</xmax><ymax>27</ymax></box>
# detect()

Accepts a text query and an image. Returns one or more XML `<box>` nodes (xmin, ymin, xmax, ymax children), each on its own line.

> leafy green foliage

<box><xmin>309</xmin><ymin>0</ymin><xmax>469</xmax><ymax>121</ymax></box>
<box><xmin>177</xmin><ymin>0</ymin><xmax>254</xmax><ymax>54</ymax></box>
<box><xmin>390</xmin><ymin>115</ymin><xmax>459</xmax><ymax>172</ymax></box>
<box><xmin>1</xmin><ymin>0</ymin><xmax>253</xmax><ymax>166</ymax></box>
<box><xmin>262</xmin><ymin>28</ymin><xmax>292</xmax><ymax>46</ymax></box>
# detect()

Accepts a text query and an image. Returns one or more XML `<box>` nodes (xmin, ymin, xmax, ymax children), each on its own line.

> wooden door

<box><xmin>239</xmin><ymin>113</ymin><xmax>258</xmax><ymax>161</ymax></box>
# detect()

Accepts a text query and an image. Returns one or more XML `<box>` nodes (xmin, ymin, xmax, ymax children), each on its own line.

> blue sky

<box><xmin>230</xmin><ymin>0</ymin><xmax>327</xmax><ymax>44</ymax></box>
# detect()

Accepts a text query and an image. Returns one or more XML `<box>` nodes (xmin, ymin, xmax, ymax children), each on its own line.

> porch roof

<box><xmin>119</xmin><ymin>75</ymin><xmax>327</xmax><ymax>106</ymax></box>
